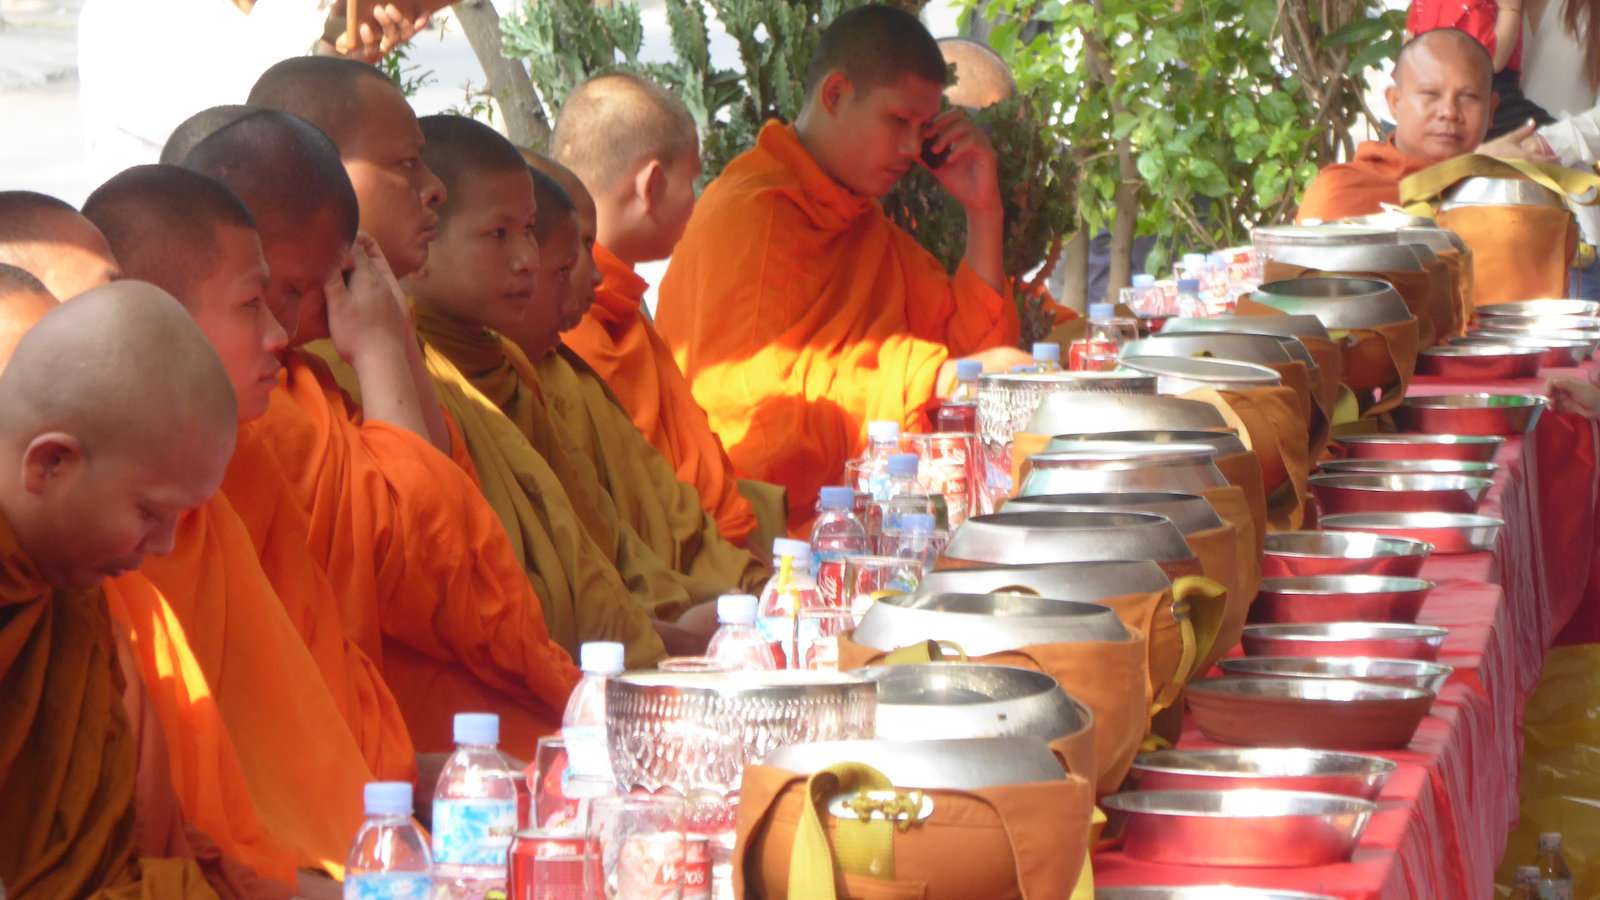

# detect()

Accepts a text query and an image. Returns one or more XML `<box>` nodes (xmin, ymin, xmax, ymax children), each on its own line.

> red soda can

<box><xmin>681</xmin><ymin>835</ymin><xmax>711</xmax><ymax>900</ymax></box>
<box><xmin>508</xmin><ymin>829</ymin><xmax>589</xmax><ymax>900</ymax></box>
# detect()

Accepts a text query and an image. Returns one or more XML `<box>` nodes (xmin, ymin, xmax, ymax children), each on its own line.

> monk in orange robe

<box><xmin>0</xmin><ymin>191</ymin><xmax>121</xmax><ymax>299</ymax></box>
<box><xmin>248</xmin><ymin>57</ymin><xmax>685</xmax><ymax>666</ymax></box>
<box><xmin>0</xmin><ymin>280</ymin><xmax>284</xmax><ymax>899</ymax></box>
<box><xmin>1298</xmin><ymin>28</ymin><xmax>1547</xmax><ymax>222</ymax></box>
<box><xmin>552</xmin><ymin>74</ymin><xmax>780</xmax><ymax>548</ymax></box>
<box><xmin>656</xmin><ymin>5</ymin><xmax>1030</xmax><ymax>534</ymax></box>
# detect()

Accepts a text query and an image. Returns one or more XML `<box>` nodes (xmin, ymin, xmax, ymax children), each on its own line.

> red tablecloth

<box><xmin>1094</xmin><ymin>364</ymin><xmax>1600</xmax><ymax>898</ymax></box>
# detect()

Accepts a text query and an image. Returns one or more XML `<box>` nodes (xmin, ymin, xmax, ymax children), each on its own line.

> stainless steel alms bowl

<box><xmin>1307</xmin><ymin>472</ymin><xmax>1492</xmax><ymax>516</ymax></box>
<box><xmin>1240</xmin><ymin>622</ymin><xmax>1448</xmax><ymax>661</ymax></box>
<box><xmin>1392</xmin><ymin>394</ymin><xmax>1545</xmax><ymax>437</ymax></box>
<box><xmin>1316</xmin><ymin>458</ymin><xmax>1498</xmax><ymax>478</ymax></box>
<box><xmin>851</xmin><ymin>590</ymin><xmax>1130</xmax><ymax>656</ymax></box>
<box><xmin>1263</xmin><ymin>530</ymin><xmax>1433</xmax><ymax>578</ymax></box>
<box><xmin>1002</xmin><ymin>491</ymin><xmax>1224</xmax><ymax>535</ymax></box>
<box><xmin>1334</xmin><ymin>432</ymin><xmax>1503</xmax><ymax>462</ymax></box>
<box><xmin>1318</xmin><ymin>511</ymin><xmax>1503</xmax><ymax>555</ymax></box>
<box><xmin>942</xmin><ymin>510</ymin><xmax>1194</xmax><ymax>567</ymax></box>
<box><xmin>914</xmin><ymin>560</ymin><xmax>1172</xmax><ymax>602</ymax></box>
<box><xmin>1186</xmin><ymin>676</ymin><xmax>1434</xmax><ymax>750</ymax></box>
<box><xmin>1218</xmin><ymin>656</ymin><xmax>1454</xmax><ymax>695</ymax></box>
<box><xmin>1478</xmin><ymin>299</ymin><xmax>1600</xmax><ymax>318</ymax></box>
<box><xmin>1103</xmin><ymin>788</ymin><xmax>1375</xmax><ymax>868</ymax></box>
<box><xmin>1130</xmin><ymin>747</ymin><xmax>1396</xmax><ymax>800</ymax></box>
<box><xmin>1415</xmin><ymin>345</ymin><xmax>1543</xmax><ymax>380</ymax></box>
<box><xmin>1119</xmin><ymin>355</ymin><xmax>1283</xmax><ymax>395</ymax></box>
<box><xmin>859</xmin><ymin>663</ymin><xmax>1094</xmax><ymax>751</ymax></box>
<box><xmin>1250</xmin><ymin>575</ymin><xmax>1435</xmax><ymax>625</ymax></box>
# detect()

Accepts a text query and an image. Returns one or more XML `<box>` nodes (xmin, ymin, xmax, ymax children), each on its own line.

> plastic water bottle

<box><xmin>936</xmin><ymin>359</ymin><xmax>982</xmax><ymax>433</ymax></box>
<box><xmin>1536</xmin><ymin>832</ymin><xmax>1573</xmax><ymax>899</ymax></box>
<box><xmin>874</xmin><ymin>454</ymin><xmax>927</xmax><ymax>549</ymax></box>
<box><xmin>561</xmin><ymin>642</ymin><xmax>624</xmax><ymax>802</ymax></box>
<box><xmin>706</xmin><ymin>594</ymin><xmax>778</xmax><ymax>670</ymax></box>
<box><xmin>1179</xmin><ymin>252</ymin><xmax>1208</xmax><ymax>282</ymax></box>
<box><xmin>1176</xmin><ymin>278</ymin><xmax>1208</xmax><ymax>318</ymax></box>
<box><xmin>1031</xmin><ymin>342</ymin><xmax>1062</xmax><ymax>373</ymax></box>
<box><xmin>431</xmin><ymin>714</ymin><xmax>519</xmax><ymax>899</ymax></box>
<box><xmin>1510</xmin><ymin>866</ymin><xmax>1539</xmax><ymax>899</ymax></box>
<box><xmin>881</xmin><ymin>512</ymin><xmax>941</xmax><ymax>566</ymax></box>
<box><xmin>861</xmin><ymin>421</ymin><xmax>902</xmax><ymax>498</ymax></box>
<box><xmin>810</xmin><ymin>486</ymin><xmax>868</xmax><ymax>607</ymax></box>
<box><xmin>758</xmin><ymin>538</ymin><xmax>818</xmax><ymax>668</ymax></box>
<box><xmin>344</xmin><ymin>782</ymin><xmax>432</xmax><ymax>900</ymax></box>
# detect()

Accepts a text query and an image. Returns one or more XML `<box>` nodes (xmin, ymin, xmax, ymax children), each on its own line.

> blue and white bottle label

<box><xmin>431</xmin><ymin>798</ymin><xmax>517</xmax><ymax>865</ymax></box>
<box><xmin>343</xmin><ymin>873</ymin><xmax>432</xmax><ymax>900</ymax></box>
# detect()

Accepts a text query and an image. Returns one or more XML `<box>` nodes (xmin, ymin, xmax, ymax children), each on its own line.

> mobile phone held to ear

<box><xmin>921</xmin><ymin>136</ymin><xmax>950</xmax><ymax>170</ymax></box>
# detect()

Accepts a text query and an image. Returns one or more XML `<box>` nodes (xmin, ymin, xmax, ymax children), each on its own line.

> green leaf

<box><xmin>1322</xmin><ymin>15</ymin><xmax>1390</xmax><ymax>49</ymax></box>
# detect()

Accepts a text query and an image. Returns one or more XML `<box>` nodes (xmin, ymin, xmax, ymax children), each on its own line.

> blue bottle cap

<box><xmin>1131</xmin><ymin>274</ymin><xmax>1155</xmax><ymax>287</ymax></box>
<box><xmin>1088</xmin><ymin>302</ymin><xmax>1113</xmax><ymax>320</ymax></box>
<box><xmin>453</xmin><ymin>712</ymin><xmax>500</xmax><ymax>746</ymax></box>
<box><xmin>363</xmin><ymin>781</ymin><xmax>414</xmax><ymax>817</ymax></box>
<box><xmin>1177</xmin><ymin>278</ymin><xmax>1201</xmax><ymax>293</ymax></box>
<box><xmin>1032</xmin><ymin>342</ymin><xmax>1061</xmax><ymax>362</ymax></box>
<box><xmin>818</xmin><ymin>486</ymin><xmax>855</xmax><ymax>510</ymax></box>
<box><xmin>955</xmin><ymin>359</ymin><xmax>983</xmax><ymax>380</ymax></box>
<box><xmin>887</xmin><ymin>453</ymin><xmax>920</xmax><ymax>476</ymax></box>
<box><xmin>900</xmin><ymin>513</ymin><xmax>935</xmax><ymax>532</ymax></box>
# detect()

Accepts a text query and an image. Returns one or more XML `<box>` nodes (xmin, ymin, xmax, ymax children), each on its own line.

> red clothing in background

<box><xmin>1409</xmin><ymin>0</ymin><xmax>1522</xmax><ymax>71</ymax></box>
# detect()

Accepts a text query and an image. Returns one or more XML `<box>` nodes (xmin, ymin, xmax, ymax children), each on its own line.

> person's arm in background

<box><xmin>1493</xmin><ymin>1</ymin><xmax>1523</xmax><ymax>71</ymax></box>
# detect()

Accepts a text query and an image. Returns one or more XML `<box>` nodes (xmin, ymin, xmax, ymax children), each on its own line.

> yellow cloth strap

<box><xmin>1331</xmin><ymin>385</ymin><xmax>1363</xmax><ymax>428</ymax></box>
<box><xmin>882</xmin><ymin>640</ymin><xmax>969</xmax><ymax>665</ymax></box>
<box><xmin>1399</xmin><ymin>154</ymin><xmax>1600</xmax><ymax>216</ymax></box>
<box><xmin>1153</xmin><ymin>576</ymin><xmax>1229</xmax><ymax>712</ymax></box>
<box><xmin>790</xmin><ymin>763</ymin><xmax>909</xmax><ymax>897</ymax></box>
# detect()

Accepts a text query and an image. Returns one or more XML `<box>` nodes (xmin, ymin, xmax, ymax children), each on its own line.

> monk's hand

<box><xmin>1549</xmin><ymin>375</ymin><xmax>1600</xmax><ymax>419</ymax></box>
<box><xmin>935</xmin><ymin>347</ymin><xmax>1034</xmax><ymax>397</ymax></box>
<box><xmin>922</xmin><ymin>109</ymin><xmax>1003</xmax><ymax>218</ymax></box>
<box><xmin>326</xmin><ymin>233</ymin><xmax>414</xmax><ymax>365</ymax></box>
<box><xmin>1479</xmin><ymin>119</ymin><xmax>1557</xmax><ymax>164</ymax></box>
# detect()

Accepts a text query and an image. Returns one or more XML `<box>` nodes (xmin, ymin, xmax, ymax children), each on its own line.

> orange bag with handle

<box><xmin>1181</xmin><ymin>387</ymin><xmax>1311</xmax><ymax>531</ymax></box>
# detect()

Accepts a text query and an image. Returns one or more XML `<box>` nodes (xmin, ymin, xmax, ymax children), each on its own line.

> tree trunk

<box><xmin>452</xmin><ymin>0</ymin><xmax>551</xmax><ymax>150</ymax></box>
<box><xmin>1059</xmin><ymin>226</ymin><xmax>1089</xmax><ymax>314</ymax></box>
<box><xmin>1107</xmin><ymin>138</ymin><xmax>1139</xmax><ymax>297</ymax></box>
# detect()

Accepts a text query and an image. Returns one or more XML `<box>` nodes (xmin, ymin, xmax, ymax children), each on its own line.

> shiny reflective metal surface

<box><xmin>1130</xmin><ymin>747</ymin><xmax>1396</xmax><ymax>800</ymax></box>
<box><xmin>1049</xmin><ymin>429</ymin><xmax>1247</xmax><ymax>457</ymax></box>
<box><xmin>943</xmin><ymin>511</ymin><xmax>1195</xmax><ymax>566</ymax></box>
<box><xmin>1478</xmin><ymin>299</ymin><xmax>1600</xmax><ymax>318</ymax></box>
<box><xmin>1393</xmin><ymin>393</ymin><xmax>1546</xmax><ymax>436</ymax></box>
<box><xmin>1187</xmin><ymin>676</ymin><xmax>1434</xmax><ymax>750</ymax></box>
<box><xmin>1480</xmin><ymin>320</ymin><xmax>1600</xmax><ymax>343</ymax></box>
<box><xmin>1240</xmin><ymin>623</ymin><xmax>1449</xmax><ymax>661</ymax></box>
<box><xmin>1003</xmin><ymin>491</ymin><xmax>1224</xmax><ymax>534</ymax></box>
<box><xmin>1263</xmin><ymin>531</ymin><xmax>1433</xmax><ymax>578</ymax></box>
<box><xmin>1120</xmin><ymin>356</ymin><xmax>1283</xmax><ymax>395</ymax></box>
<box><xmin>1104</xmin><ymin>788</ymin><xmax>1375</xmax><ymax>867</ymax></box>
<box><xmin>1021</xmin><ymin>441</ymin><xmax>1228</xmax><ymax>496</ymax></box>
<box><xmin>851</xmin><ymin>591</ymin><xmax>1130</xmax><ymax>655</ymax></box>
<box><xmin>766</xmin><ymin>737</ymin><xmax>1065</xmax><ymax>790</ymax></box>
<box><xmin>1316</xmin><ymin>458</ymin><xmax>1499</xmax><ymax>478</ymax></box>
<box><xmin>1251</xmin><ymin>575</ymin><xmax>1434</xmax><ymax>624</ymax></box>
<box><xmin>1161</xmin><ymin>314</ymin><xmax>1332</xmax><ymax>341</ymax></box>
<box><xmin>1250</xmin><ymin>277</ymin><xmax>1413</xmax><ymax>329</ymax></box>
<box><xmin>1253</xmin><ymin>223</ymin><xmax>1397</xmax><ymax>248</ymax></box>
<box><xmin>1123</xmin><ymin>332</ymin><xmax>1297</xmax><ymax>367</ymax></box>
<box><xmin>1318</xmin><ymin>511</ymin><xmax>1504</xmax><ymax>554</ymax></box>
<box><xmin>1269</xmin><ymin>242</ymin><xmax>1428</xmax><ymax>275</ymax></box>
<box><xmin>1307</xmin><ymin>473</ymin><xmax>1492</xmax><ymax>515</ymax></box>
<box><xmin>1415</xmin><ymin>345</ymin><xmax>1543</xmax><ymax>380</ymax></box>
<box><xmin>1027</xmin><ymin>393</ymin><xmax>1230</xmax><ymax>435</ymax></box>
<box><xmin>1096</xmin><ymin>889</ymin><xmax>1338</xmax><ymax>900</ymax></box>
<box><xmin>1334</xmin><ymin>433</ymin><xmax>1503</xmax><ymax>462</ymax></box>
<box><xmin>860</xmin><ymin>664</ymin><xmax>1094</xmax><ymax>749</ymax></box>
<box><xmin>914</xmin><ymin>560</ymin><xmax>1172</xmax><ymax>601</ymax></box>
<box><xmin>1218</xmin><ymin>656</ymin><xmax>1454</xmax><ymax>695</ymax></box>
<box><xmin>1452</xmin><ymin>334</ymin><xmax>1588</xmax><ymax>367</ymax></box>
<box><xmin>1441</xmin><ymin>176</ymin><xmax>1568</xmax><ymax>209</ymax></box>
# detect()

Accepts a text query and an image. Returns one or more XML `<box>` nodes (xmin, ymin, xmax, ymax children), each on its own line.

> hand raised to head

<box><xmin>324</xmin><ymin>232</ymin><xmax>414</xmax><ymax>365</ymax></box>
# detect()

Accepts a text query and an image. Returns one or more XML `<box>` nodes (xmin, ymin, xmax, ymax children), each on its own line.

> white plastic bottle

<box><xmin>1031</xmin><ymin>342</ymin><xmax>1062</xmax><ymax>373</ymax></box>
<box><xmin>757</xmin><ymin>538</ymin><xmax>818</xmax><ymax>668</ymax></box>
<box><xmin>875</xmin><ymin>454</ymin><xmax>930</xmax><ymax>548</ymax></box>
<box><xmin>881</xmin><ymin>512</ymin><xmax>941</xmax><ymax>566</ymax></box>
<box><xmin>861</xmin><ymin>420</ymin><xmax>903</xmax><ymax>499</ymax></box>
<box><xmin>1175</xmin><ymin>278</ymin><xmax>1208</xmax><ymax>318</ymax></box>
<box><xmin>344</xmin><ymin>782</ymin><xmax>432</xmax><ymax>900</ymax></box>
<box><xmin>560</xmin><ymin>642</ymin><xmax>625</xmax><ymax>803</ymax></box>
<box><xmin>809</xmin><ymin>486</ymin><xmax>869</xmax><ymax>607</ymax></box>
<box><xmin>706</xmin><ymin>593</ymin><xmax>778</xmax><ymax>670</ymax></box>
<box><xmin>431</xmin><ymin>714</ymin><xmax>519</xmax><ymax>899</ymax></box>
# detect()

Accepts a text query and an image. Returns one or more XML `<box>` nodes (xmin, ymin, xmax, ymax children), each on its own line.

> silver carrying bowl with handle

<box><xmin>1251</xmin><ymin>276</ymin><xmax>1413</xmax><ymax>329</ymax></box>
<box><xmin>851</xmin><ymin>591</ymin><xmax>1131</xmax><ymax>656</ymax></box>
<box><xmin>858</xmin><ymin>663</ymin><xmax>1094</xmax><ymax>755</ymax></box>
<box><xmin>1027</xmin><ymin>392</ymin><xmax>1230</xmax><ymax>436</ymax></box>
<box><xmin>1003</xmin><ymin>491</ymin><xmax>1223</xmax><ymax>535</ymax></box>
<box><xmin>914</xmin><ymin>560</ymin><xmax>1172</xmax><ymax>602</ymax></box>
<box><xmin>1020</xmin><ymin>441</ymin><xmax>1228</xmax><ymax>497</ymax></box>
<box><xmin>942</xmin><ymin>510</ymin><xmax>1195</xmax><ymax>566</ymax></box>
<box><xmin>764</xmin><ymin>736</ymin><xmax>1066</xmax><ymax>790</ymax></box>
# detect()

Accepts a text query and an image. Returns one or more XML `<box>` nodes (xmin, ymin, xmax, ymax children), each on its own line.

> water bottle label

<box><xmin>1537</xmin><ymin>882</ymin><xmax>1573</xmax><ymax>900</ymax></box>
<box><xmin>431</xmin><ymin>798</ymin><xmax>517</xmax><ymax>865</ymax></box>
<box><xmin>562</xmin><ymin>724</ymin><xmax>611</xmax><ymax>781</ymax></box>
<box><xmin>343</xmin><ymin>873</ymin><xmax>432</xmax><ymax>900</ymax></box>
<box><xmin>756</xmin><ymin>616</ymin><xmax>794</xmax><ymax>667</ymax></box>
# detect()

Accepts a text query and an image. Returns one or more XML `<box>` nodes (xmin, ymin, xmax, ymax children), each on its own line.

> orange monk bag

<box><xmin>1400</xmin><ymin>156</ymin><xmax>1600</xmax><ymax>307</ymax></box>
<box><xmin>1181</xmin><ymin>387</ymin><xmax>1312</xmax><ymax>531</ymax></box>
<box><xmin>1190</xmin><ymin>486</ymin><xmax>1261</xmax><ymax>666</ymax></box>
<box><xmin>734</xmin><ymin>762</ymin><xmax>1095</xmax><ymax>900</ymax></box>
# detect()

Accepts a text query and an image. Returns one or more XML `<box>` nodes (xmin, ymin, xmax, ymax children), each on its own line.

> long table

<box><xmin>1093</xmin><ymin>364</ymin><xmax>1600</xmax><ymax>898</ymax></box>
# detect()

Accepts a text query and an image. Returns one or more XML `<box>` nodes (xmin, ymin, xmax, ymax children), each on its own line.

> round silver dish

<box><xmin>943</xmin><ymin>510</ymin><xmax>1194</xmax><ymax>566</ymax></box>
<box><xmin>1218</xmin><ymin>656</ymin><xmax>1454</xmax><ymax>695</ymax></box>
<box><xmin>1479</xmin><ymin>299</ymin><xmax>1600</xmax><ymax>319</ymax></box>
<box><xmin>1319</xmin><ymin>511</ymin><xmax>1504</xmax><ymax>555</ymax></box>
<box><xmin>1020</xmin><ymin>441</ymin><xmax>1227</xmax><ymax>496</ymax></box>
<box><xmin>1048</xmin><ymin>429</ymin><xmax>1247</xmax><ymax>457</ymax></box>
<box><xmin>859</xmin><ymin>663</ymin><xmax>1095</xmax><ymax>751</ymax></box>
<box><xmin>765</xmin><ymin>737</ymin><xmax>1065</xmax><ymax>790</ymax></box>
<box><xmin>1119</xmin><ymin>356</ymin><xmax>1283</xmax><ymax>395</ymax></box>
<box><xmin>1104</xmin><ymin>788</ymin><xmax>1375</xmax><ymax>868</ymax></box>
<box><xmin>1252</xmin><ymin>574</ymin><xmax>1435</xmax><ymax>625</ymax></box>
<box><xmin>1161</xmin><ymin>314</ymin><xmax>1332</xmax><ymax>341</ymax></box>
<box><xmin>1124</xmin><ymin>332</ymin><xmax>1296</xmax><ymax>367</ymax></box>
<box><xmin>1028</xmin><ymin>393</ymin><xmax>1229</xmax><ymax>436</ymax></box>
<box><xmin>1307</xmin><ymin>472</ymin><xmax>1493</xmax><ymax>516</ymax></box>
<box><xmin>1253</xmin><ymin>223</ymin><xmax>1396</xmax><ymax>252</ymax></box>
<box><xmin>1251</xmin><ymin>277</ymin><xmax>1413</xmax><ymax>329</ymax></box>
<box><xmin>606</xmin><ymin>670</ymin><xmax>875</xmax><ymax>796</ymax></box>
<box><xmin>851</xmin><ymin>591</ymin><xmax>1130</xmax><ymax>656</ymax></box>
<box><xmin>1263</xmin><ymin>530</ymin><xmax>1433</xmax><ymax>579</ymax></box>
<box><xmin>1240</xmin><ymin>622</ymin><xmax>1449</xmax><ymax>661</ymax></box>
<box><xmin>914</xmin><ymin>560</ymin><xmax>1172</xmax><ymax>601</ymax></box>
<box><xmin>1316</xmin><ymin>458</ymin><xmax>1498</xmax><ymax>478</ymax></box>
<box><xmin>1334</xmin><ymin>433</ymin><xmax>1503</xmax><ymax>463</ymax></box>
<box><xmin>1415</xmin><ymin>345</ymin><xmax>1543</xmax><ymax>380</ymax></box>
<box><xmin>1452</xmin><ymin>334</ymin><xmax>1590</xmax><ymax>367</ymax></box>
<box><xmin>1003</xmin><ymin>491</ymin><xmax>1224</xmax><ymax>534</ymax></box>
<box><xmin>1269</xmin><ymin>242</ymin><xmax>1428</xmax><ymax>275</ymax></box>
<box><xmin>1130</xmin><ymin>747</ymin><xmax>1396</xmax><ymax>800</ymax></box>
<box><xmin>1393</xmin><ymin>393</ymin><xmax>1546</xmax><ymax>437</ymax></box>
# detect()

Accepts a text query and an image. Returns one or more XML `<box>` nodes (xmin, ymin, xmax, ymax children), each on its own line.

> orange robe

<box><xmin>656</xmin><ymin>121</ymin><xmax>1020</xmax><ymax>534</ymax></box>
<box><xmin>565</xmin><ymin>243</ymin><xmax>762</xmax><ymax>546</ymax></box>
<box><xmin>0</xmin><ymin>512</ymin><xmax>228</xmax><ymax>900</ymax></box>
<box><xmin>1297</xmin><ymin>139</ymin><xmax>1437</xmax><ymax>223</ymax></box>
<box><xmin>231</xmin><ymin>354</ymin><xmax>582</xmax><ymax>753</ymax></box>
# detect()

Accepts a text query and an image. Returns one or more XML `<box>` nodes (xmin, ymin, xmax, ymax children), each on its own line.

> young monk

<box><xmin>552</xmin><ymin>73</ymin><xmax>778</xmax><ymax>549</ymax></box>
<box><xmin>0</xmin><ymin>279</ymin><xmax>275</xmax><ymax>898</ymax></box>
<box><xmin>0</xmin><ymin>191</ymin><xmax>121</xmax><ymax>299</ymax></box>
<box><xmin>655</xmin><ymin>5</ymin><xmax>1031</xmax><ymax>534</ymax></box>
<box><xmin>0</xmin><ymin>265</ymin><xmax>57</xmax><ymax>359</ymax></box>
<box><xmin>410</xmin><ymin>116</ymin><xmax>765</xmax><ymax>615</ymax></box>
<box><xmin>248</xmin><ymin>56</ymin><xmax>690</xmax><ymax>665</ymax></box>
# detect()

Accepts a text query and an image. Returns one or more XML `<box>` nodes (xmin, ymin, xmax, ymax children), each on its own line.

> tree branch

<box><xmin>453</xmin><ymin>0</ymin><xmax>552</xmax><ymax>149</ymax></box>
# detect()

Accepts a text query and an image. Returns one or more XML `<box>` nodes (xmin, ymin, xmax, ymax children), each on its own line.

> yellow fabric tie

<box><xmin>1399</xmin><ymin>154</ymin><xmax>1600</xmax><ymax>215</ymax></box>
<box><xmin>789</xmin><ymin>763</ymin><xmax>902</xmax><ymax>898</ymax></box>
<box><xmin>1152</xmin><ymin>576</ymin><xmax>1229</xmax><ymax>712</ymax></box>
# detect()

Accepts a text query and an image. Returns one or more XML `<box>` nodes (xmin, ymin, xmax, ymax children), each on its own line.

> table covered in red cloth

<box><xmin>1093</xmin><ymin>363</ymin><xmax>1599</xmax><ymax>898</ymax></box>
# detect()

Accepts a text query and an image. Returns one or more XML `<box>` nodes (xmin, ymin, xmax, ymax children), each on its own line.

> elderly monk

<box><xmin>249</xmin><ymin>56</ymin><xmax>685</xmax><ymax>666</ymax></box>
<box><xmin>656</xmin><ymin>4</ymin><xmax>1031</xmax><ymax>534</ymax></box>
<box><xmin>552</xmin><ymin>74</ymin><xmax>777</xmax><ymax>548</ymax></box>
<box><xmin>408</xmin><ymin>117</ymin><xmax>764</xmax><ymax>619</ymax></box>
<box><xmin>1298</xmin><ymin>28</ymin><xmax>1551</xmax><ymax>222</ymax></box>
<box><xmin>0</xmin><ymin>280</ymin><xmax>287</xmax><ymax>898</ymax></box>
<box><xmin>0</xmin><ymin>191</ymin><xmax>122</xmax><ymax>299</ymax></box>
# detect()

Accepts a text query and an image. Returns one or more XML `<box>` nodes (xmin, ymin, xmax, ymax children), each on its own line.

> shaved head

<box><xmin>521</xmin><ymin>150</ymin><xmax>600</xmax><ymax>334</ymax></box>
<box><xmin>552</xmin><ymin>72</ymin><xmax>698</xmax><ymax>195</ymax></box>
<box><xmin>0</xmin><ymin>191</ymin><xmax>120</xmax><ymax>300</ymax></box>
<box><xmin>0</xmin><ymin>264</ymin><xmax>58</xmax><ymax>366</ymax></box>
<box><xmin>804</xmin><ymin>5</ymin><xmax>947</xmax><ymax>98</ymax></box>
<box><xmin>418</xmin><ymin>114</ymin><xmax>528</xmax><ymax>224</ymax></box>
<box><xmin>527</xmin><ymin>165</ymin><xmax>576</xmax><ymax>241</ymax></box>
<box><xmin>246</xmin><ymin>56</ymin><xmax>394</xmax><ymax>147</ymax></box>
<box><xmin>1386</xmin><ymin>27</ymin><xmax>1496</xmax><ymax>163</ymax></box>
<box><xmin>160</xmin><ymin>104</ymin><xmax>254</xmax><ymax>165</ymax></box>
<box><xmin>0</xmin><ymin>280</ymin><xmax>237</xmax><ymax>589</ymax></box>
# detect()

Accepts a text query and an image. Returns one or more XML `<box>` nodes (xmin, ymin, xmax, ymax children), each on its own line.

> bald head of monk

<box><xmin>794</xmin><ymin>4</ymin><xmax>949</xmax><ymax>199</ymax></box>
<box><xmin>1386</xmin><ymin>28</ymin><xmax>1495</xmax><ymax>164</ymax></box>
<box><xmin>552</xmin><ymin>72</ymin><xmax>699</xmax><ymax>264</ymax></box>
<box><xmin>248</xmin><ymin>56</ymin><xmax>446</xmax><ymax>278</ymax></box>
<box><xmin>406</xmin><ymin>114</ymin><xmax>541</xmax><ymax>339</ymax></box>
<box><xmin>83</xmin><ymin>165</ymin><xmax>286</xmax><ymax>422</ymax></box>
<box><xmin>0</xmin><ymin>280</ymin><xmax>236</xmax><ymax>589</ymax></box>
<box><xmin>159</xmin><ymin>104</ymin><xmax>254</xmax><ymax>165</ymax></box>
<box><xmin>180</xmin><ymin>109</ymin><xmax>360</xmax><ymax>345</ymax></box>
<box><xmin>523</xmin><ymin>151</ymin><xmax>601</xmax><ymax>332</ymax></box>
<box><xmin>0</xmin><ymin>264</ymin><xmax>59</xmax><ymax>366</ymax></box>
<box><xmin>0</xmin><ymin>191</ymin><xmax>120</xmax><ymax>300</ymax></box>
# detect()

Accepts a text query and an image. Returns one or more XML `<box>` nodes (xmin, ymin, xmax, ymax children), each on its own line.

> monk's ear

<box><xmin>1385</xmin><ymin>83</ymin><xmax>1401</xmax><ymax>117</ymax></box>
<box><xmin>21</xmin><ymin>432</ymin><xmax>83</xmax><ymax>495</ymax></box>
<box><xmin>819</xmin><ymin>71</ymin><xmax>853</xmax><ymax>116</ymax></box>
<box><xmin>636</xmin><ymin>159</ymin><xmax>667</xmax><ymax>213</ymax></box>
